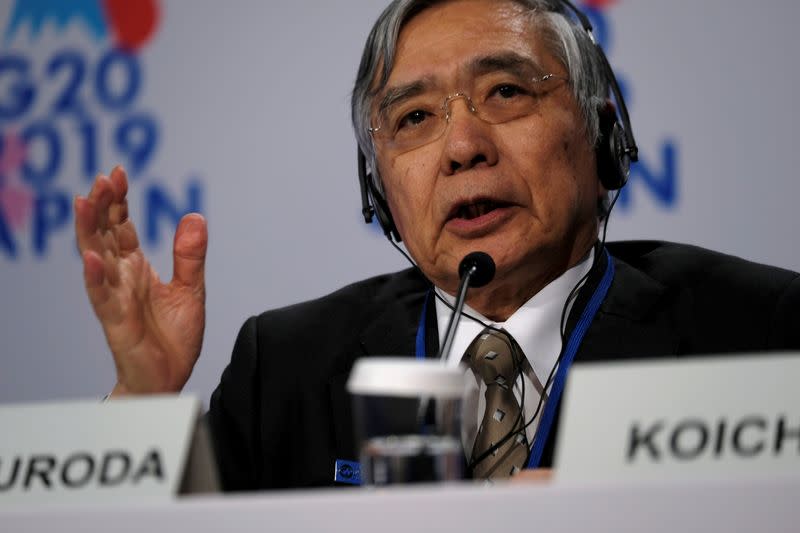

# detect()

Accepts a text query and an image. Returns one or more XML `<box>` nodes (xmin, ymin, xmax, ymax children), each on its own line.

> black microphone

<box><xmin>417</xmin><ymin>252</ymin><xmax>496</xmax><ymax>429</ymax></box>
<box><xmin>437</xmin><ymin>252</ymin><xmax>496</xmax><ymax>361</ymax></box>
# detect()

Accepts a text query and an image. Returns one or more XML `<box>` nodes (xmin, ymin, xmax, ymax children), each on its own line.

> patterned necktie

<box><xmin>466</xmin><ymin>328</ymin><xmax>529</xmax><ymax>480</ymax></box>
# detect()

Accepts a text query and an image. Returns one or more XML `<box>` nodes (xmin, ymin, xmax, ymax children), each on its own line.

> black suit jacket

<box><xmin>207</xmin><ymin>241</ymin><xmax>800</xmax><ymax>491</ymax></box>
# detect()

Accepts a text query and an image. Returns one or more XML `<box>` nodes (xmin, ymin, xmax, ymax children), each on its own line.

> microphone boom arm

<box><xmin>437</xmin><ymin>265</ymin><xmax>476</xmax><ymax>361</ymax></box>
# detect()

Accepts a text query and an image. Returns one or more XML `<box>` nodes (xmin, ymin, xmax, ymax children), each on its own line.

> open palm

<box><xmin>75</xmin><ymin>166</ymin><xmax>207</xmax><ymax>395</ymax></box>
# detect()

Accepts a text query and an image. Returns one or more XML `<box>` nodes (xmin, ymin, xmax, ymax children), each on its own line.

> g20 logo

<box><xmin>0</xmin><ymin>0</ymin><xmax>203</xmax><ymax>260</ymax></box>
<box><xmin>1</xmin><ymin>49</ymin><xmax>157</xmax><ymax>182</ymax></box>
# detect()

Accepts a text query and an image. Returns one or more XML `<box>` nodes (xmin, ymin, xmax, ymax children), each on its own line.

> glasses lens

<box><xmin>376</xmin><ymin>97</ymin><xmax>445</xmax><ymax>152</ymax></box>
<box><xmin>473</xmin><ymin>74</ymin><xmax>564</xmax><ymax>125</ymax></box>
<box><xmin>372</xmin><ymin>74</ymin><xmax>566</xmax><ymax>153</ymax></box>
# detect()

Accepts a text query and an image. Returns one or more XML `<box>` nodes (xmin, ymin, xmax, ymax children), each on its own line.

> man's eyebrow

<box><xmin>375</xmin><ymin>53</ymin><xmax>547</xmax><ymax>114</ymax></box>
<box><xmin>376</xmin><ymin>80</ymin><xmax>432</xmax><ymax>115</ymax></box>
<box><xmin>469</xmin><ymin>53</ymin><xmax>548</xmax><ymax>78</ymax></box>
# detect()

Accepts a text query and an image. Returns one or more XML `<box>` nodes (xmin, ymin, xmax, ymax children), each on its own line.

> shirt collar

<box><xmin>434</xmin><ymin>248</ymin><xmax>595</xmax><ymax>381</ymax></box>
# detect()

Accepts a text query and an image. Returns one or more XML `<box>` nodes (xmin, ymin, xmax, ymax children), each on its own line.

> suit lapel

<box><xmin>576</xmin><ymin>253</ymin><xmax>686</xmax><ymax>362</ymax></box>
<box><xmin>327</xmin><ymin>270</ymin><xmax>430</xmax><ymax>463</ymax></box>
<box><xmin>358</xmin><ymin>282</ymin><xmax>427</xmax><ymax>358</ymax></box>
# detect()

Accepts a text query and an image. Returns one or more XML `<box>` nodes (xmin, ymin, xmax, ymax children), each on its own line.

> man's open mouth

<box><xmin>450</xmin><ymin>200</ymin><xmax>511</xmax><ymax>221</ymax></box>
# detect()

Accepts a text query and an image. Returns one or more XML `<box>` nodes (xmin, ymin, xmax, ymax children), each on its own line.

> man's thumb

<box><xmin>172</xmin><ymin>213</ymin><xmax>208</xmax><ymax>288</ymax></box>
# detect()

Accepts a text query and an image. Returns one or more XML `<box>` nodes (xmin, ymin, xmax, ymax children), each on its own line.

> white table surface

<box><xmin>2</xmin><ymin>477</ymin><xmax>798</xmax><ymax>533</ymax></box>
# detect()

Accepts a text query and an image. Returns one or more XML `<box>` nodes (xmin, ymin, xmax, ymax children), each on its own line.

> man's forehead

<box><xmin>377</xmin><ymin>51</ymin><xmax>551</xmax><ymax>102</ymax></box>
<box><xmin>375</xmin><ymin>46</ymin><xmax>559</xmax><ymax>104</ymax></box>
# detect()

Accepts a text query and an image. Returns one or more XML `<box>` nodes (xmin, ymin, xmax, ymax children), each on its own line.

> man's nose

<box><xmin>439</xmin><ymin>98</ymin><xmax>499</xmax><ymax>176</ymax></box>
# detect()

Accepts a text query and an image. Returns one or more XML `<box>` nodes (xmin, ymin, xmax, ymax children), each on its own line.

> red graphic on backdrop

<box><xmin>102</xmin><ymin>0</ymin><xmax>160</xmax><ymax>51</ymax></box>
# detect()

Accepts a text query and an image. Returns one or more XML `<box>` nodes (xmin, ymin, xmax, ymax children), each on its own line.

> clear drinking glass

<box><xmin>347</xmin><ymin>358</ymin><xmax>467</xmax><ymax>485</ymax></box>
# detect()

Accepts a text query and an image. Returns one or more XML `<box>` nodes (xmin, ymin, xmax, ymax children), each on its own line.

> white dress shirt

<box><xmin>434</xmin><ymin>250</ymin><xmax>594</xmax><ymax>458</ymax></box>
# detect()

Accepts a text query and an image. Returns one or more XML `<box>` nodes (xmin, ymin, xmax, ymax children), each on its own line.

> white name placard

<box><xmin>555</xmin><ymin>353</ymin><xmax>800</xmax><ymax>483</ymax></box>
<box><xmin>0</xmin><ymin>395</ymin><xmax>218</xmax><ymax>507</ymax></box>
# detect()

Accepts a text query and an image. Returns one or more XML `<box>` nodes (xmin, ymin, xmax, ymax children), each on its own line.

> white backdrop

<box><xmin>1</xmin><ymin>0</ymin><xmax>798</xmax><ymax>405</ymax></box>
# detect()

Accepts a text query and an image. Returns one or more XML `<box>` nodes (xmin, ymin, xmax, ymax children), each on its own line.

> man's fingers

<box><xmin>78</xmin><ymin>168</ymin><xmax>140</xmax><ymax>256</ymax></box>
<box><xmin>108</xmin><ymin>165</ymin><xmax>129</xmax><ymax>202</ymax></box>
<box><xmin>94</xmin><ymin>178</ymin><xmax>114</xmax><ymax>231</ymax></box>
<box><xmin>172</xmin><ymin>214</ymin><xmax>208</xmax><ymax>289</ymax></box>
<box><xmin>83</xmin><ymin>249</ymin><xmax>105</xmax><ymax>287</ymax></box>
<box><xmin>74</xmin><ymin>196</ymin><xmax>98</xmax><ymax>250</ymax></box>
<box><xmin>108</xmin><ymin>166</ymin><xmax>130</xmax><ymax>226</ymax></box>
<box><xmin>82</xmin><ymin>249</ymin><xmax>112</xmax><ymax>310</ymax></box>
<box><xmin>82</xmin><ymin>250</ymin><xmax>129</xmax><ymax>327</ymax></box>
<box><xmin>87</xmin><ymin>173</ymin><xmax>117</xmax><ymax>230</ymax></box>
<box><xmin>108</xmin><ymin>198</ymin><xmax>129</xmax><ymax>226</ymax></box>
<box><xmin>116</xmin><ymin>217</ymin><xmax>141</xmax><ymax>253</ymax></box>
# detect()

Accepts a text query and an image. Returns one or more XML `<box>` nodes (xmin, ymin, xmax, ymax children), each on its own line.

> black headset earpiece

<box><xmin>596</xmin><ymin>104</ymin><xmax>629</xmax><ymax>190</ymax></box>
<box><xmin>358</xmin><ymin>149</ymin><xmax>402</xmax><ymax>242</ymax></box>
<box><xmin>559</xmin><ymin>0</ymin><xmax>638</xmax><ymax>190</ymax></box>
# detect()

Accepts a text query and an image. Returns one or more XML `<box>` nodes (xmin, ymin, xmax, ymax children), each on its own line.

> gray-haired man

<box><xmin>74</xmin><ymin>0</ymin><xmax>800</xmax><ymax>490</ymax></box>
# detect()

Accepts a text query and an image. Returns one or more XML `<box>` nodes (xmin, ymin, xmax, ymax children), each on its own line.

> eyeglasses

<box><xmin>369</xmin><ymin>73</ymin><xmax>568</xmax><ymax>154</ymax></box>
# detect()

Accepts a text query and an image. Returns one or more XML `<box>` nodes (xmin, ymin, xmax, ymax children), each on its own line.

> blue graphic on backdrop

<box><xmin>0</xmin><ymin>0</ymin><xmax>204</xmax><ymax>260</ymax></box>
<box><xmin>5</xmin><ymin>0</ymin><xmax>107</xmax><ymax>42</ymax></box>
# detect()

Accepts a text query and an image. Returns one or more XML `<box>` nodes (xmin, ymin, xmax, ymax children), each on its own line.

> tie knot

<box><xmin>467</xmin><ymin>328</ymin><xmax>522</xmax><ymax>386</ymax></box>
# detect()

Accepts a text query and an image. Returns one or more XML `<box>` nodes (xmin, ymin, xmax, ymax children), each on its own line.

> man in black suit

<box><xmin>73</xmin><ymin>0</ymin><xmax>800</xmax><ymax>490</ymax></box>
<box><xmin>204</xmin><ymin>240</ymin><xmax>800</xmax><ymax>490</ymax></box>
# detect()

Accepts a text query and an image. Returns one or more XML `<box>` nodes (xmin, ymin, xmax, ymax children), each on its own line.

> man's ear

<box><xmin>598</xmin><ymin>99</ymin><xmax>617</xmax><ymax>120</ymax></box>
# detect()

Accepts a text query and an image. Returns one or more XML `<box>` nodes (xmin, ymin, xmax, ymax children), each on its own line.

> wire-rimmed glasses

<box><xmin>369</xmin><ymin>73</ymin><xmax>568</xmax><ymax>154</ymax></box>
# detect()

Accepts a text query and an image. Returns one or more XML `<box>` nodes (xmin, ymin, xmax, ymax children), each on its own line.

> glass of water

<box><xmin>347</xmin><ymin>358</ymin><xmax>468</xmax><ymax>485</ymax></box>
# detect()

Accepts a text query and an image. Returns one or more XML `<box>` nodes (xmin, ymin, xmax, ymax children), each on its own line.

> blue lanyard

<box><xmin>415</xmin><ymin>290</ymin><xmax>430</xmax><ymax>360</ymax></box>
<box><xmin>526</xmin><ymin>248</ymin><xmax>614</xmax><ymax>467</ymax></box>
<box><xmin>414</xmin><ymin>248</ymin><xmax>615</xmax><ymax>469</ymax></box>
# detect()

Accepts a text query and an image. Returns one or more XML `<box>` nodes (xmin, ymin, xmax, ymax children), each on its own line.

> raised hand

<box><xmin>75</xmin><ymin>166</ymin><xmax>208</xmax><ymax>395</ymax></box>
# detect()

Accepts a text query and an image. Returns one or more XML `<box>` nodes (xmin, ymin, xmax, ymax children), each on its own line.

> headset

<box><xmin>357</xmin><ymin>0</ymin><xmax>639</xmax><ymax>243</ymax></box>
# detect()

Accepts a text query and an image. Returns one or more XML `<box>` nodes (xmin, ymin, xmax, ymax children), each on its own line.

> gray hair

<box><xmin>351</xmin><ymin>0</ymin><xmax>610</xmax><ymax>198</ymax></box>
